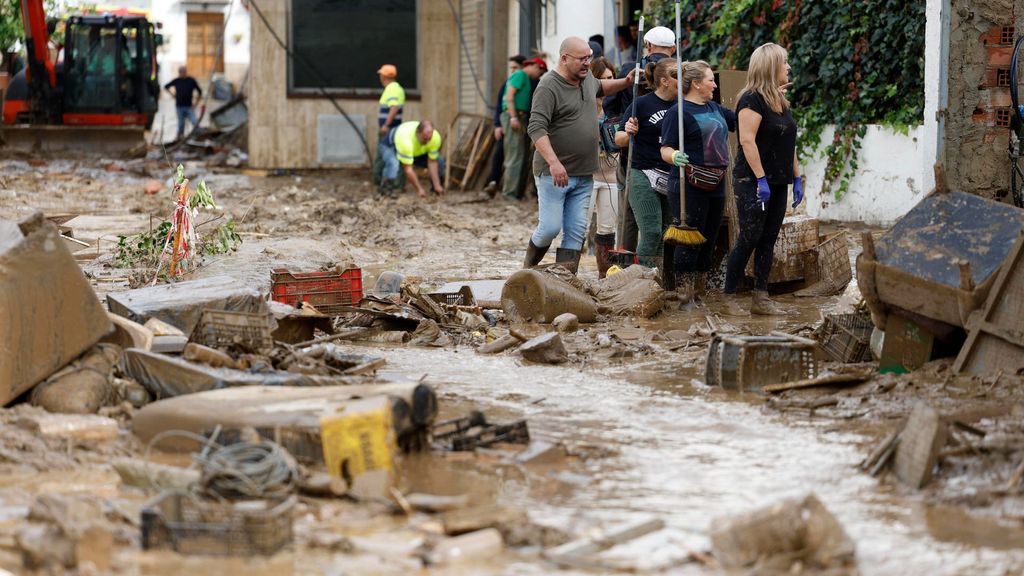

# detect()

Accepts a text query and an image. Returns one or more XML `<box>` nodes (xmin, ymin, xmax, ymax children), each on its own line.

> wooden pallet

<box><xmin>442</xmin><ymin>113</ymin><xmax>495</xmax><ymax>191</ymax></box>
<box><xmin>953</xmin><ymin>231</ymin><xmax>1024</xmax><ymax>375</ymax></box>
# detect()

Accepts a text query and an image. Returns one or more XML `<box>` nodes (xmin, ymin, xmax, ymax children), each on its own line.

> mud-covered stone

<box><xmin>519</xmin><ymin>332</ymin><xmax>568</xmax><ymax>364</ymax></box>
<box><xmin>710</xmin><ymin>493</ymin><xmax>855</xmax><ymax>570</ymax></box>
<box><xmin>552</xmin><ymin>313</ymin><xmax>579</xmax><ymax>333</ymax></box>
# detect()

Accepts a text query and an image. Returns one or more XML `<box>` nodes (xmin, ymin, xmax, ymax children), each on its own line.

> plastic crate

<box><xmin>817</xmin><ymin>313</ymin><xmax>874</xmax><ymax>363</ymax></box>
<box><xmin>705</xmin><ymin>334</ymin><xmax>818</xmax><ymax>392</ymax></box>
<box><xmin>141</xmin><ymin>492</ymin><xmax>295</xmax><ymax>556</ymax></box>
<box><xmin>190</xmin><ymin>309</ymin><xmax>275</xmax><ymax>352</ymax></box>
<box><xmin>427</xmin><ymin>286</ymin><xmax>476</xmax><ymax>307</ymax></box>
<box><xmin>270</xmin><ymin>268</ymin><xmax>363</xmax><ymax>316</ymax></box>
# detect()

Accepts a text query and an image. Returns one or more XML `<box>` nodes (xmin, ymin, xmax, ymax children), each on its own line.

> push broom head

<box><xmin>663</xmin><ymin>224</ymin><xmax>706</xmax><ymax>245</ymax></box>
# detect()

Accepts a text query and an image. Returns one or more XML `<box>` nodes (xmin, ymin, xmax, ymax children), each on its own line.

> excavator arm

<box><xmin>18</xmin><ymin>0</ymin><xmax>58</xmax><ymax>120</ymax></box>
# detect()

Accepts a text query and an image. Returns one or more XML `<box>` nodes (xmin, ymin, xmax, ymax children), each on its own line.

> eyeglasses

<box><xmin>565</xmin><ymin>54</ymin><xmax>593</xmax><ymax>64</ymax></box>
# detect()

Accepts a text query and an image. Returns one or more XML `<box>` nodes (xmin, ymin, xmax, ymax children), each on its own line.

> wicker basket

<box><xmin>816</xmin><ymin>313</ymin><xmax>874</xmax><ymax>363</ymax></box>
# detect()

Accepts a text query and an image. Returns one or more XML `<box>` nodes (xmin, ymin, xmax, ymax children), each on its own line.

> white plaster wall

<box><xmin>804</xmin><ymin>124</ymin><xmax>928</xmax><ymax>226</ymax></box>
<box><xmin>802</xmin><ymin>0</ymin><xmax>943</xmax><ymax>226</ymax></box>
<box><xmin>151</xmin><ymin>0</ymin><xmax>250</xmax><ymax>89</ymax></box>
<box><xmin>537</xmin><ymin>0</ymin><xmax>609</xmax><ymax>61</ymax></box>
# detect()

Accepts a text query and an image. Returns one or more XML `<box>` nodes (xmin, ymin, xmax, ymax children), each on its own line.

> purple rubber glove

<box><xmin>792</xmin><ymin>176</ymin><xmax>804</xmax><ymax>208</ymax></box>
<box><xmin>756</xmin><ymin>177</ymin><xmax>771</xmax><ymax>204</ymax></box>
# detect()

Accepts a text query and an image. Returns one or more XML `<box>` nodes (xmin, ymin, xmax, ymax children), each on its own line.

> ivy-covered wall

<box><xmin>645</xmin><ymin>0</ymin><xmax>926</xmax><ymax>200</ymax></box>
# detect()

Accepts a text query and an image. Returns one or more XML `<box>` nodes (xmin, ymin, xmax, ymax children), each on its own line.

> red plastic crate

<box><xmin>270</xmin><ymin>267</ymin><xmax>362</xmax><ymax>316</ymax></box>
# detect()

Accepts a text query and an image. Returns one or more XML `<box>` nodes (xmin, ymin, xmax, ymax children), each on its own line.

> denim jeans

<box><xmin>175</xmin><ymin>106</ymin><xmax>198</xmax><ymax>138</ymax></box>
<box><xmin>380</xmin><ymin>133</ymin><xmax>401</xmax><ymax>181</ymax></box>
<box><xmin>530</xmin><ymin>174</ymin><xmax>593</xmax><ymax>251</ymax></box>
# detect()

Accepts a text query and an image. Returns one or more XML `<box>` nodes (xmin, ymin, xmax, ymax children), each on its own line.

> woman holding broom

<box><xmin>613</xmin><ymin>57</ymin><xmax>681</xmax><ymax>270</ymax></box>
<box><xmin>659</xmin><ymin>60</ymin><xmax>736</xmax><ymax>304</ymax></box>
<box><xmin>722</xmin><ymin>42</ymin><xmax>802</xmax><ymax>316</ymax></box>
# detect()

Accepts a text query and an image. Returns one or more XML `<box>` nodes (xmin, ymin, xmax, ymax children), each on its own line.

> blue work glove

<box><xmin>672</xmin><ymin>151</ymin><xmax>689</xmax><ymax>167</ymax></box>
<box><xmin>756</xmin><ymin>176</ymin><xmax>771</xmax><ymax>204</ymax></box>
<box><xmin>792</xmin><ymin>176</ymin><xmax>804</xmax><ymax>208</ymax></box>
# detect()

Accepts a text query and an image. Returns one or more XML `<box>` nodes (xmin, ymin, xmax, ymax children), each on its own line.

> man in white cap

<box><xmin>603</xmin><ymin>25</ymin><xmax>676</xmax><ymax>122</ymax></box>
<box><xmin>602</xmin><ymin>25</ymin><xmax>676</xmax><ymax>255</ymax></box>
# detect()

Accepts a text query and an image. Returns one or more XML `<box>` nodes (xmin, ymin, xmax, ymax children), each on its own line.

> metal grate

<box><xmin>997</xmin><ymin>107</ymin><xmax>1013</xmax><ymax>128</ymax></box>
<box><xmin>998</xmin><ymin>68</ymin><xmax>1012</xmax><ymax>87</ymax></box>
<box><xmin>1002</xmin><ymin>26</ymin><xmax>1016</xmax><ymax>45</ymax></box>
<box><xmin>317</xmin><ymin>114</ymin><xmax>368</xmax><ymax>165</ymax></box>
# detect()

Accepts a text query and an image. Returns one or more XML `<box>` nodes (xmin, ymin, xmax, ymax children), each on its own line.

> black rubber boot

<box><xmin>523</xmin><ymin>240</ymin><xmax>550</xmax><ymax>268</ymax></box>
<box><xmin>555</xmin><ymin>248</ymin><xmax>582</xmax><ymax>274</ymax></box>
<box><xmin>594</xmin><ymin>233</ymin><xmax>616</xmax><ymax>279</ymax></box>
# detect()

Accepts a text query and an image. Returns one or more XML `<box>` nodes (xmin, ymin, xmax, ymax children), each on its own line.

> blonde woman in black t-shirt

<box><xmin>722</xmin><ymin>42</ymin><xmax>803</xmax><ymax>316</ymax></box>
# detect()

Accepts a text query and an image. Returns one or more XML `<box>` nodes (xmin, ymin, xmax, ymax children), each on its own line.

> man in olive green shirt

<box><xmin>500</xmin><ymin>57</ymin><xmax>547</xmax><ymax>201</ymax></box>
<box><xmin>522</xmin><ymin>37</ymin><xmax>634</xmax><ymax>273</ymax></box>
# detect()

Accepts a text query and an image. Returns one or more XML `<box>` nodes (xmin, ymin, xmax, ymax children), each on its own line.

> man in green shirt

<box><xmin>500</xmin><ymin>57</ymin><xmax>547</xmax><ymax>201</ymax></box>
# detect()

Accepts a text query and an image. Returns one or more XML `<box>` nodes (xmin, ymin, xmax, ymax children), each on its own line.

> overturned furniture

<box><xmin>858</xmin><ymin>190</ymin><xmax>1024</xmax><ymax>334</ymax></box>
<box><xmin>954</xmin><ymin>231</ymin><xmax>1024</xmax><ymax>375</ymax></box>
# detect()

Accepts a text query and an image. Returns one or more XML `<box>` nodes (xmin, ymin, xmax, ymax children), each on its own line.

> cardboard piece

<box><xmin>0</xmin><ymin>214</ymin><xmax>111</xmax><ymax>405</ymax></box>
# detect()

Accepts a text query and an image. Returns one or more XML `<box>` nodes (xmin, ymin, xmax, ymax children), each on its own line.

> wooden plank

<box><xmin>762</xmin><ymin>373</ymin><xmax>868</xmax><ymax>394</ymax></box>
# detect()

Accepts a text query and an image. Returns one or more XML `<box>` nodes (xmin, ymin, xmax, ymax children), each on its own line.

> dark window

<box><xmin>998</xmin><ymin>68</ymin><xmax>1011</xmax><ymax>87</ymax></box>
<box><xmin>289</xmin><ymin>0</ymin><xmax>418</xmax><ymax>95</ymax></box>
<box><xmin>1002</xmin><ymin>26</ymin><xmax>1015</xmax><ymax>45</ymax></box>
<box><xmin>997</xmin><ymin>107</ymin><xmax>1012</xmax><ymax>128</ymax></box>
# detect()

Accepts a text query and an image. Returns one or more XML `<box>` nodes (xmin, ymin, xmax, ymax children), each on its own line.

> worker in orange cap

<box><xmin>373</xmin><ymin>64</ymin><xmax>407</xmax><ymax>195</ymax></box>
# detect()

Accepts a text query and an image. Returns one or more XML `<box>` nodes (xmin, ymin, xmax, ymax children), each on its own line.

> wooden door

<box><xmin>186</xmin><ymin>12</ymin><xmax>224</xmax><ymax>81</ymax></box>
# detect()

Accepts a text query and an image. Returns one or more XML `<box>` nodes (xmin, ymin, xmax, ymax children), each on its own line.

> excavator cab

<box><xmin>2</xmin><ymin>14</ymin><xmax>158</xmax><ymax>128</ymax></box>
<box><xmin>62</xmin><ymin>15</ymin><xmax>159</xmax><ymax>126</ymax></box>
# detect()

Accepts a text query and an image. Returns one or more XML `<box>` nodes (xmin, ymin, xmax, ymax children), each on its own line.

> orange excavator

<box><xmin>1</xmin><ymin>1</ymin><xmax>159</xmax><ymax>151</ymax></box>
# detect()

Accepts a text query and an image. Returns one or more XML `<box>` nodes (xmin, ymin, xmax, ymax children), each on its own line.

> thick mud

<box><xmin>1</xmin><ymin>154</ymin><xmax>1023</xmax><ymax>574</ymax></box>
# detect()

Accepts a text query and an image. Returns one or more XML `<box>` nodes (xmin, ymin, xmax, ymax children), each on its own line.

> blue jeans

<box><xmin>175</xmin><ymin>105</ymin><xmax>197</xmax><ymax>138</ymax></box>
<box><xmin>530</xmin><ymin>174</ymin><xmax>593</xmax><ymax>251</ymax></box>
<box><xmin>380</xmin><ymin>138</ymin><xmax>400</xmax><ymax>180</ymax></box>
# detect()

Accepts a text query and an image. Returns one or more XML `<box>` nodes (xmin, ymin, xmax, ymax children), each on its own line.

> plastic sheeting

<box><xmin>107</xmin><ymin>275</ymin><xmax>268</xmax><ymax>335</ymax></box>
<box><xmin>121</xmin><ymin>348</ymin><xmax>351</xmax><ymax>399</ymax></box>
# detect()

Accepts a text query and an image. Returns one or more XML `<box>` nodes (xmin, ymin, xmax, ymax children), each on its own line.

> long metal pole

<box><xmin>616</xmin><ymin>16</ymin><xmax>645</xmax><ymax>249</ymax></box>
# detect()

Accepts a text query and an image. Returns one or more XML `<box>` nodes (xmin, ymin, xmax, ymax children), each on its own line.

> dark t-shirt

<box><xmin>622</xmin><ymin>92</ymin><xmax>674</xmax><ymax>170</ymax></box>
<box><xmin>733</xmin><ymin>91</ymin><xmax>797</xmax><ymax>186</ymax></box>
<box><xmin>165</xmin><ymin>77</ymin><xmax>202</xmax><ymax>108</ymax></box>
<box><xmin>661</xmin><ymin>101</ymin><xmax>736</xmax><ymax>196</ymax></box>
<box><xmin>602</xmin><ymin>52</ymin><xmax>670</xmax><ymax>121</ymax></box>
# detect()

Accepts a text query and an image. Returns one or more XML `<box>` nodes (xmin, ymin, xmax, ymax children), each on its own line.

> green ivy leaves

<box><xmin>646</xmin><ymin>0</ymin><xmax>925</xmax><ymax>200</ymax></box>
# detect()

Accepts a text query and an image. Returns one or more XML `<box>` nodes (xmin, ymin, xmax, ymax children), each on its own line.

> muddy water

<box><xmin>360</xmin><ymin>339</ymin><xmax>1024</xmax><ymax>574</ymax></box>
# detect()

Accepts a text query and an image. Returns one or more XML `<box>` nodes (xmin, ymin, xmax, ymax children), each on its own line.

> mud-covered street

<box><xmin>0</xmin><ymin>152</ymin><xmax>1022</xmax><ymax>574</ymax></box>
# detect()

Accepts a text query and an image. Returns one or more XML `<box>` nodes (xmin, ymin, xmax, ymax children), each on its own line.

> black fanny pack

<box><xmin>685</xmin><ymin>164</ymin><xmax>727</xmax><ymax>191</ymax></box>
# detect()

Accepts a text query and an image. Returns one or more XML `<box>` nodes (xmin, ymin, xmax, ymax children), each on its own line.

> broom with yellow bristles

<box><xmin>663</xmin><ymin>0</ymin><xmax>706</xmax><ymax>247</ymax></box>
